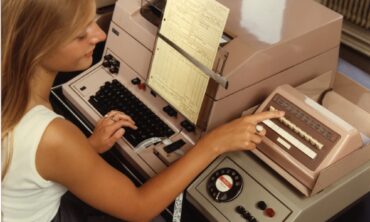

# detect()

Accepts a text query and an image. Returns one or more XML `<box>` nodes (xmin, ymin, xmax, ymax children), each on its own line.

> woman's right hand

<box><xmin>88</xmin><ymin>110</ymin><xmax>137</xmax><ymax>153</ymax></box>
<box><xmin>197</xmin><ymin>110</ymin><xmax>284</xmax><ymax>156</ymax></box>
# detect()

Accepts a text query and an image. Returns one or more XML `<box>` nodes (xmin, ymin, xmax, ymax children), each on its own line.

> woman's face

<box><xmin>41</xmin><ymin>18</ymin><xmax>107</xmax><ymax>73</ymax></box>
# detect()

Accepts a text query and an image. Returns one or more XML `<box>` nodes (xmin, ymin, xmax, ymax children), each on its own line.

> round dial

<box><xmin>207</xmin><ymin>167</ymin><xmax>243</xmax><ymax>202</ymax></box>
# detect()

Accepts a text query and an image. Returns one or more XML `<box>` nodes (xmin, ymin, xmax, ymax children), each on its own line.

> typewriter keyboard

<box><xmin>88</xmin><ymin>79</ymin><xmax>175</xmax><ymax>147</ymax></box>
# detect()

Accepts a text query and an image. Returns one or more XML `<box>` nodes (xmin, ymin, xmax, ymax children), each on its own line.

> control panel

<box><xmin>189</xmin><ymin>157</ymin><xmax>291</xmax><ymax>222</ymax></box>
<box><xmin>260</xmin><ymin>95</ymin><xmax>340</xmax><ymax>170</ymax></box>
<box><xmin>253</xmin><ymin>84</ymin><xmax>363</xmax><ymax>192</ymax></box>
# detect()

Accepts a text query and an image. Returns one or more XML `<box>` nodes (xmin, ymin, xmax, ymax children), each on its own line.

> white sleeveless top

<box><xmin>2</xmin><ymin>106</ymin><xmax>67</xmax><ymax>222</ymax></box>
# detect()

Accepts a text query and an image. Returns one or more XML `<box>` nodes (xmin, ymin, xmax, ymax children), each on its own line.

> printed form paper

<box><xmin>159</xmin><ymin>0</ymin><xmax>229</xmax><ymax>68</ymax></box>
<box><xmin>147</xmin><ymin>0</ymin><xmax>229</xmax><ymax>123</ymax></box>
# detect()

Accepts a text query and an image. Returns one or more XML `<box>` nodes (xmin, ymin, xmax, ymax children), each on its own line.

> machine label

<box><xmin>216</xmin><ymin>175</ymin><xmax>233</xmax><ymax>192</ymax></box>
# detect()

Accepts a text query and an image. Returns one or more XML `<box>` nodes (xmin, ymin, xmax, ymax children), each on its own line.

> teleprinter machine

<box><xmin>62</xmin><ymin>0</ymin><xmax>343</xmax><ymax>177</ymax></box>
<box><xmin>107</xmin><ymin>0</ymin><xmax>343</xmax><ymax>131</ymax></box>
<box><xmin>186</xmin><ymin>72</ymin><xmax>370</xmax><ymax>221</ymax></box>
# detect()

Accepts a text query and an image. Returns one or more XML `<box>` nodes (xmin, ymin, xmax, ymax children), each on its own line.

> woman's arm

<box><xmin>36</xmin><ymin>111</ymin><xmax>283</xmax><ymax>221</ymax></box>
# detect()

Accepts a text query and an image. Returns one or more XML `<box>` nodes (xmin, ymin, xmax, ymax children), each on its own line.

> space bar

<box><xmin>262</xmin><ymin>119</ymin><xmax>317</xmax><ymax>159</ymax></box>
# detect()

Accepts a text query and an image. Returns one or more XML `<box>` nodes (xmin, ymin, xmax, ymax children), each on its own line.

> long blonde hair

<box><xmin>1</xmin><ymin>0</ymin><xmax>95</xmax><ymax>180</ymax></box>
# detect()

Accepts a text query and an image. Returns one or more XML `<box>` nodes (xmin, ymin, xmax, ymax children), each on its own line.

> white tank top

<box><xmin>2</xmin><ymin>105</ymin><xmax>67</xmax><ymax>222</ymax></box>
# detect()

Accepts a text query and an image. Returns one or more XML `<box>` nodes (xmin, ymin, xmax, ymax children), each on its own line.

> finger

<box><xmin>100</xmin><ymin>116</ymin><xmax>116</xmax><ymax>126</ymax></box>
<box><xmin>104</xmin><ymin>128</ymin><xmax>125</xmax><ymax>149</ymax></box>
<box><xmin>106</xmin><ymin>111</ymin><xmax>135</xmax><ymax>124</ymax></box>
<box><xmin>110</xmin><ymin>128</ymin><xmax>125</xmax><ymax>144</ymax></box>
<box><xmin>246</xmin><ymin>123</ymin><xmax>257</xmax><ymax>134</ymax></box>
<box><xmin>244</xmin><ymin>141</ymin><xmax>256</xmax><ymax>150</ymax></box>
<box><xmin>114</xmin><ymin>113</ymin><xmax>136</xmax><ymax>125</ymax></box>
<box><xmin>249</xmin><ymin>133</ymin><xmax>263</xmax><ymax>144</ymax></box>
<box><xmin>248</xmin><ymin>111</ymin><xmax>285</xmax><ymax>124</ymax></box>
<box><xmin>109</xmin><ymin>119</ymin><xmax>138</xmax><ymax>131</ymax></box>
<box><xmin>106</xmin><ymin>110</ymin><xmax>118</xmax><ymax>117</ymax></box>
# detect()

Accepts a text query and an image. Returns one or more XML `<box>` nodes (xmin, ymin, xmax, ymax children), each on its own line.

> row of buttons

<box><xmin>270</xmin><ymin>106</ymin><xmax>324</xmax><ymax>150</ymax></box>
<box><xmin>235</xmin><ymin>206</ymin><xmax>257</xmax><ymax>222</ymax></box>
<box><xmin>102</xmin><ymin>54</ymin><xmax>120</xmax><ymax>74</ymax></box>
<box><xmin>235</xmin><ymin>201</ymin><xmax>276</xmax><ymax>221</ymax></box>
<box><xmin>272</xmin><ymin>95</ymin><xmax>336</xmax><ymax>142</ymax></box>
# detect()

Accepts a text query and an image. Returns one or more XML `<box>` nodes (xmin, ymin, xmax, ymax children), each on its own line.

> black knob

<box><xmin>163</xmin><ymin>105</ymin><xmax>177</xmax><ymax>117</ymax></box>
<box><xmin>131</xmin><ymin>77</ymin><xmax>141</xmax><ymax>85</ymax></box>
<box><xmin>150</xmin><ymin>90</ymin><xmax>157</xmax><ymax>97</ymax></box>
<box><xmin>109</xmin><ymin>66</ymin><xmax>119</xmax><ymax>74</ymax></box>
<box><xmin>242</xmin><ymin>211</ymin><xmax>252</xmax><ymax>220</ymax></box>
<box><xmin>102</xmin><ymin>60</ymin><xmax>110</xmax><ymax>67</ymax></box>
<box><xmin>163</xmin><ymin>139</ymin><xmax>185</xmax><ymax>153</ymax></box>
<box><xmin>180</xmin><ymin>120</ymin><xmax>195</xmax><ymax>132</ymax></box>
<box><xmin>256</xmin><ymin>201</ymin><xmax>267</xmax><ymax>210</ymax></box>
<box><xmin>250</xmin><ymin>216</ymin><xmax>258</xmax><ymax>222</ymax></box>
<box><xmin>110</xmin><ymin>59</ymin><xmax>120</xmax><ymax>67</ymax></box>
<box><xmin>235</xmin><ymin>205</ymin><xmax>246</xmax><ymax>214</ymax></box>
<box><xmin>104</xmin><ymin>54</ymin><xmax>113</xmax><ymax>60</ymax></box>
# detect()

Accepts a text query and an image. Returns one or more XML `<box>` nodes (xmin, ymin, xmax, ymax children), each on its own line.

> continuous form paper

<box><xmin>148</xmin><ymin>38</ymin><xmax>209</xmax><ymax>123</ymax></box>
<box><xmin>147</xmin><ymin>0</ymin><xmax>229</xmax><ymax>123</ymax></box>
<box><xmin>159</xmin><ymin>0</ymin><xmax>229</xmax><ymax>68</ymax></box>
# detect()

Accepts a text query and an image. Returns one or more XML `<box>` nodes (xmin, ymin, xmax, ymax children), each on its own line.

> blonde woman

<box><xmin>1</xmin><ymin>0</ymin><xmax>284</xmax><ymax>221</ymax></box>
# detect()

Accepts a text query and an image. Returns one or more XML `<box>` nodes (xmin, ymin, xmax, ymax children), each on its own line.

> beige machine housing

<box><xmin>186</xmin><ymin>72</ymin><xmax>370</xmax><ymax>221</ymax></box>
<box><xmin>109</xmin><ymin>0</ymin><xmax>343</xmax><ymax>131</ymax></box>
<box><xmin>253</xmin><ymin>72</ymin><xmax>369</xmax><ymax>195</ymax></box>
<box><xmin>62</xmin><ymin>0</ymin><xmax>343</xmax><ymax>177</ymax></box>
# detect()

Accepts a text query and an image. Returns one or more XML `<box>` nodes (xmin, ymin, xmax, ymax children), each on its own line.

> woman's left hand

<box><xmin>88</xmin><ymin>110</ymin><xmax>137</xmax><ymax>153</ymax></box>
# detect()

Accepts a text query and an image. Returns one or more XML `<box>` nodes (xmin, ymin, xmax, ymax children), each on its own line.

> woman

<box><xmin>1</xmin><ymin>0</ymin><xmax>284</xmax><ymax>221</ymax></box>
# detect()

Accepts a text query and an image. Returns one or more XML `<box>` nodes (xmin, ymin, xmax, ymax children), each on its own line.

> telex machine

<box><xmin>63</xmin><ymin>0</ymin><xmax>343</xmax><ymax>176</ymax></box>
<box><xmin>62</xmin><ymin>0</ymin><xmax>370</xmax><ymax>221</ymax></box>
<box><xmin>187</xmin><ymin>72</ymin><xmax>370</xmax><ymax>221</ymax></box>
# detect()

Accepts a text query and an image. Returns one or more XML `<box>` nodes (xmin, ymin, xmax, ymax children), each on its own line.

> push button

<box><xmin>256</xmin><ymin>201</ymin><xmax>267</xmax><ymax>210</ymax></box>
<box><xmin>103</xmin><ymin>54</ymin><xmax>113</xmax><ymax>60</ymax></box>
<box><xmin>102</xmin><ymin>60</ymin><xmax>110</xmax><ymax>67</ymax></box>
<box><xmin>181</xmin><ymin>120</ymin><xmax>195</xmax><ymax>132</ymax></box>
<box><xmin>163</xmin><ymin>139</ymin><xmax>185</xmax><ymax>153</ymax></box>
<box><xmin>235</xmin><ymin>205</ymin><xmax>247</xmax><ymax>214</ymax></box>
<box><xmin>138</xmin><ymin>83</ymin><xmax>146</xmax><ymax>90</ymax></box>
<box><xmin>235</xmin><ymin>205</ymin><xmax>258</xmax><ymax>222</ymax></box>
<box><xmin>109</xmin><ymin>66</ymin><xmax>119</xmax><ymax>74</ymax></box>
<box><xmin>131</xmin><ymin>77</ymin><xmax>141</xmax><ymax>85</ymax></box>
<box><xmin>163</xmin><ymin>105</ymin><xmax>177</xmax><ymax>117</ymax></box>
<box><xmin>264</xmin><ymin>208</ymin><xmax>275</xmax><ymax>218</ymax></box>
<box><xmin>102</xmin><ymin>54</ymin><xmax>120</xmax><ymax>74</ymax></box>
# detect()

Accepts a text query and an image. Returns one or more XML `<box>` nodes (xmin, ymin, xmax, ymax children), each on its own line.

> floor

<box><xmin>338</xmin><ymin>58</ymin><xmax>370</xmax><ymax>89</ymax></box>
